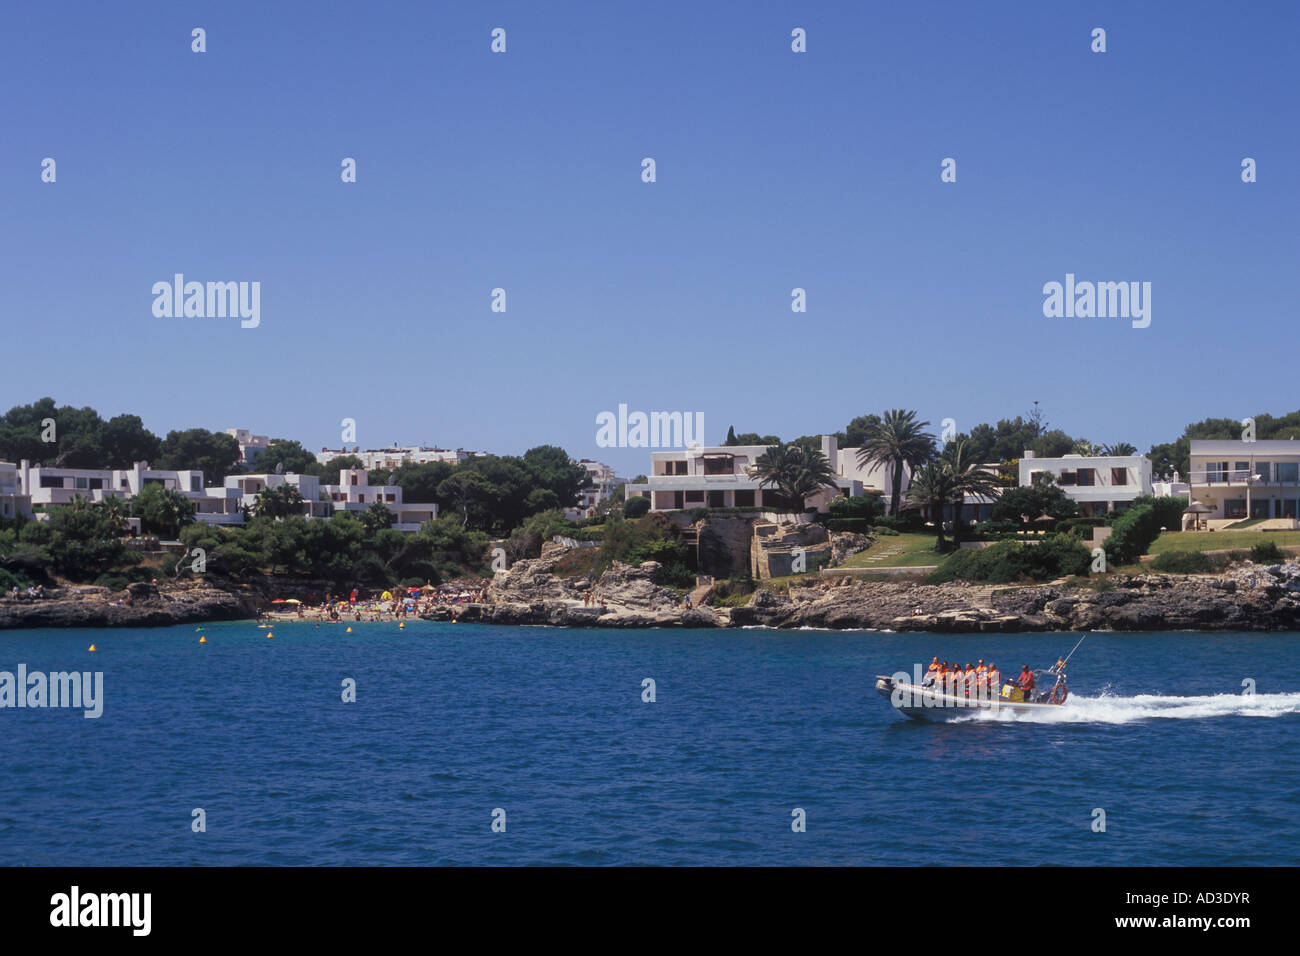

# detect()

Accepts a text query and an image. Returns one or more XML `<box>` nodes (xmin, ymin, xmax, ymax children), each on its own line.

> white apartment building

<box><xmin>624</xmin><ymin>436</ymin><xmax>863</xmax><ymax>513</ymax></box>
<box><xmin>1018</xmin><ymin>450</ymin><xmax>1152</xmax><ymax>517</ymax></box>
<box><xmin>226</xmin><ymin>428</ymin><xmax>271</xmax><ymax>465</ymax></box>
<box><xmin>317</xmin><ymin>445</ymin><xmax>484</xmax><ymax>470</ymax></box>
<box><xmin>1187</xmin><ymin>439</ymin><xmax>1300</xmax><ymax>525</ymax></box>
<box><xmin>0</xmin><ymin>462</ymin><xmax>32</xmax><ymax>521</ymax></box>
<box><xmin>565</xmin><ymin>459</ymin><xmax>620</xmax><ymax>520</ymax></box>
<box><xmin>9</xmin><ymin>459</ymin><xmax>436</xmax><ymax>534</ymax></box>
<box><xmin>218</xmin><ymin>468</ymin><xmax>438</xmax><ymax>532</ymax></box>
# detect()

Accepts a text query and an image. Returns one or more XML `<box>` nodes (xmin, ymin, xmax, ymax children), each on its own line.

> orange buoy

<box><xmin>88</xmin><ymin>644</ymin><xmax>97</xmax><ymax>652</ymax></box>
<box><xmin>199</xmin><ymin>636</ymin><xmax>207</xmax><ymax>644</ymax></box>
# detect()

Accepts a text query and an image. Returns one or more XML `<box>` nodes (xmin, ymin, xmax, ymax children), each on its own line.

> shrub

<box><xmin>927</xmin><ymin>535</ymin><xmax>1091</xmax><ymax>584</ymax></box>
<box><xmin>828</xmin><ymin>494</ymin><xmax>885</xmax><ymax>521</ymax></box>
<box><xmin>1150</xmin><ymin>550</ymin><xmax>1215</xmax><ymax>574</ymax></box>
<box><xmin>874</xmin><ymin>513</ymin><xmax>924</xmax><ymax>533</ymax></box>
<box><xmin>93</xmin><ymin>573</ymin><xmax>130</xmax><ymax>592</ymax></box>
<box><xmin>1104</xmin><ymin>503</ymin><xmax>1162</xmax><ymax>566</ymax></box>
<box><xmin>0</xmin><ymin>567</ymin><xmax>34</xmax><ymax>591</ymax></box>
<box><xmin>1250</xmin><ymin>540</ymin><xmax>1284</xmax><ymax>564</ymax></box>
<box><xmin>622</xmin><ymin>496</ymin><xmax>651</xmax><ymax>519</ymax></box>
<box><xmin>825</xmin><ymin>517</ymin><xmax>872</xmax><ymax>533</ymax></box>
<box><xmin>972</xmin><ymin>519</ymin><xmax>1021</xmax><ymax>538</ymax></box>
<box><xmin>1128</xmin><ymin>495</ymin><xmax>1188</xmax><ymax>532</ymax></box>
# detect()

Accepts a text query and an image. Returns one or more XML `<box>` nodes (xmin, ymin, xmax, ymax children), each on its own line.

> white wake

<box><xmin>952</xmin><ymin>691</ymin><xmax>1300</xmax><ymax>724</ymax></box>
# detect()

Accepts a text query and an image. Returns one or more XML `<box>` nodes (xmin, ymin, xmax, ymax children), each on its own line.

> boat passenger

<box><xmin>924</xmin><ymin>657</ymin><xmax>941</xmax><ymax>686</ymax></box>
<box><xmin>963</xmin><ymin>662</ymin><xmax>976</xmax><ymax>696</ymax></box>
<box><xmin>986</xmin><ymin>663</ymin><xmax>1001</xmax><ymax>693</ymax></box>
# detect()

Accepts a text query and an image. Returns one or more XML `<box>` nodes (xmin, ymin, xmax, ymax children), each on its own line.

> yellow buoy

<box><xmin>199</xmin><ymin>636</ymin><xmax>207</xmax><ymax>644</ymax></box>
<box><xmin>346</xmin><ymin>626</ymin><xmax>353</xmax><ymax>633</ymax></box>
<box><xmin>267</xmin><ymin>632</ymin><xmax>274</xmax><ymax>639</ymax></box>
<box><xmin>88</xmin><ymin>644</ymin><xmax>97</xmax><ymax>652</ymax></box>
<box><xmin>399</xmin><ymin>622</ymin><xmax>405</xmax><ymax>629</ymax></box>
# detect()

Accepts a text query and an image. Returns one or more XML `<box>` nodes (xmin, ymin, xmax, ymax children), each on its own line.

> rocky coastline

<box><xmin>7</xmin><ymin>553</ymin><xmax>1300</xmax><ymax>633</ymax></box>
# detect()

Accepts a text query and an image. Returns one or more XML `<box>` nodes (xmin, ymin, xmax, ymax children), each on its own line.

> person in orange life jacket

<box><xmin>946</xmin><ymin>663</ymin><xmax>961</xmax><ymax>695</ymax></box>
<box><xmin>924</xmin><ymin>657</ymin><xmax>941</xmax><ymax>686</ymax></box>
<box><xmin>1017</xmin><ymin>664</ymin><xmax>1036</xmax><ymax>700</ymax></box>
<box><xmin>986</xmin><ymin>663</ymin><xmax>1001</xmax><ymax>694</ymax></box>
<box><xmin>962</xmin><ymin>662</ymin><xmax>976</xmax><ymax>695</ymax></box>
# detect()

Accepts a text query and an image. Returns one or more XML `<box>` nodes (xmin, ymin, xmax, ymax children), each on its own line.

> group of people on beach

<box><xmin>262</xmin><ymin>585</ymin><xmax>488</xmax><ymax>623</ymax></box>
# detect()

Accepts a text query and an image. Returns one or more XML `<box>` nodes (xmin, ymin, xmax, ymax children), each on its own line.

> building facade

<box><xmin>317</xmin><ymin>446</ymin><xmax>484</xmax><ymax>470</ymax></box>
<box><xmin>1187</xmin><ymin>439</ymin><xmax>1300</xmax><ymax>525</ymax></box>
<box><xmin>1018</xmin><ymin>450</ymin><xmax>1152</xmax><ymax>517</ymax></box>
<box><xmin>624</xmin><ymin>436</ymin><xmax>863</xmax><ymax>513</ymax></box>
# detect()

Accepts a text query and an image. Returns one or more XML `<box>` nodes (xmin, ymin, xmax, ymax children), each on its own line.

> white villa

<box><xmin>624</xmin><ymin>436</ymin><xmax>866</xmax><ymax>513</ymax></box>
<box><xmin>1018</xmin><ymin>449</ymin><xmax>1152</xmax><ymax>517</ymax></box>
<box><xmin>1186</xmin><ymin>439</ymin><xmax>1300</xmax><ymax>528</ymax></box>
<box><xmin>317</xmin><ymin>445</ymin><xmax>484</xmax><ymax>470</ymax></box>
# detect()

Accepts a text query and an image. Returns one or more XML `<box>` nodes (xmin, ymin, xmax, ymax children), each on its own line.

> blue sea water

<box><xmin>1</xmin><ymin>621</ymin><xmax>1297</xmax><ymax>866</ymax></box>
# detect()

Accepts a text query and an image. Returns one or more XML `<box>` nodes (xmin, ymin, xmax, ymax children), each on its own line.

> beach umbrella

<box><xmin>284</xmin><ymin>599</ymin><xmax>302</xmax><ymax>605</ymax></box>
<box><xmin>271</xmin><ymin>598</ymin><xmax>287</xmax><ymax>604</ymax></box>
<box><xmin>381</xmin><ymin>590</ymin><xmax>392</xmax><ymax>600</ymax></box>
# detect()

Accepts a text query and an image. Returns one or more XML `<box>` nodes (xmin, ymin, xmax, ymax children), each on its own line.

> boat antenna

<box><xmin>1055</xmin><ymin>634</ymin><xmax>1088</xmax><ymax>672</ymax></box>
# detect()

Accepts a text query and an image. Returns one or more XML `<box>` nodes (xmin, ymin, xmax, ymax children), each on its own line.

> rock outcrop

<box><xmin>446</xmin><ymin>555</ymin><xmax>1300</xmax><ymax>632</ymax></box>
<box><xmin>0</xmin><ymin>578</ymin><xmax>261</xmax><ymax>630</ymax></box>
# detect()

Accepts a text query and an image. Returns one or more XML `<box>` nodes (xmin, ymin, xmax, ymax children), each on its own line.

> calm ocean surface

<box><xmin>2</xmin><ymin>621</ymin><xmax>1297</xmax><ymax>866</ymax></box>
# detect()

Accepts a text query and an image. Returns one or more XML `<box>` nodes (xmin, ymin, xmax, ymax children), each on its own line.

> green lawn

<box><xmin>1148</xmin><ymin>530</ymin><xmax>1300</xmax><ymax>555</ymax></box>
<box><xmin>841</xmin><ymin>532</ymin><xmax>949</xmax><ymax>569</ymax></box>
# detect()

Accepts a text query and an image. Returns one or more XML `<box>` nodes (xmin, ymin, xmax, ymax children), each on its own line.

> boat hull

<box><xmin>875</xmin><ymin>677</ymin><xmax>1064</xmax><ymax>720</ymax></box>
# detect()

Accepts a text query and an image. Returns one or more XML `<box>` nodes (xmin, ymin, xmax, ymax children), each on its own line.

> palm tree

<box><xmin>941</xmin><ymin>440</ymin><xmax>1004</xmax><ymax>546</ymax></box>
<box><xmin>857</xmin><ymin>409</ymin><xmax>935</xmax><ymax>517</ymax></box>
<box><xmin>904</xmin><ymin>441</ymin><xmax>1002</xmax><ymax>550</ymax></box>
<box><xmin>1103</xmin><ymin>442</ymin><xmax>1138</xmax><ymax>456</ymax></box>
<box><xmin>754</xmin><ymin>444</ymin><xmax>838</xmax><ymax>521</ymax></box>
<box><xmin>903</xmin><ymin>460</ymin><xmax>957</xmax><ymax>550</ymax></box>
<box><xmin>101</xmin><ymin>495</ymin><xmax>131</xmax><ymax>536</ymax></box>
<box><xmin>253</xmin><ymin>484</ymin><xmax>305</xmax><ymax>520</ymax></box>
<box><xmin>1071</xmin><ymin>439</ymin><xmax>1101</xmax><ymax>456</ymax></box>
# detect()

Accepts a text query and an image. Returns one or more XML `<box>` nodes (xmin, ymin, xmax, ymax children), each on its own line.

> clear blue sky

<box><xmin>4</xmin><ymin>1</ymin><xmax>1297</xmax><ymax>475</ymax></box>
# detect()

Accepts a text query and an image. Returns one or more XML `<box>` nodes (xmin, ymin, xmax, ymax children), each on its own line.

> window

<box><xmin>75</xmin><ymin>477</ymin><xmax>88</xmax><ymax>489</ymax></box>
<box><xmin>40</xmin><ymin>476</ymin><xmax>62</xmax><ymax>488</ymax></box>
<box><xmin>707</xmin><ymin>490</ymin><xmax>725</xmax><ymax>508</ymax></box>
<box><xmin>358</xmin><ymin>494</ymin><xmax>365</xmax><ymax>503</ymax></box>
<box><xmin>89</xmin><ymin>477</ymin><xmax>104</xmax><ymax>490</ymax></box>
<box><xmin>350</xmin><ymin>474</ymin><xmax>358</xmax><ymax>485</ymax></box>
<box><xmin>1058</xmin><ymin>470</ymin><xmax>1077</xmax><ymax>486</ymax></box>
<box><xmin>1111</xmin><ymin>468</ymin><xmax>1127</xmax><ymax>486</ymax></box>
<box><xmin>1204</xmin><ymin>461</ymin><xmax>1228</xmax><ymax>483</ymax></box>
<box><xmin>1224</xmin><ymin>499</ymin><xmax>1246</xmax><ymax>519</ymax></box>
<box><xmin>673</xmin><ymin>460</ymin><xmax>688</xmax><ymax>476</ymax></box>
<box><xmin>1234</xmin><ymin>461</ymin><xmax>1251</xmax><ymax>481</ymax></box>
<box><xmin>702</xmin><ymin>456</ymin><xmax>733</xmax><ymax>476</ymax></box>
<box><xmin>1076</xmin><ymin>469</ymin><xmax>1095</xmax><ymax>486</ymax></box>
<box><xmin>191</xmin><ymin>476</ymin><xmax>202</xmax><ymax>492</ymax></box>
<box><xmin>1277</xmin><ymin>462</ymin><xmax>1299</xmax><ymax>484</ymax></box>
<box><xmin>684</xmin><ymin>490</ymin><xmax>705</xmax><ymax>504</ymax></box>
<box><xmin>734</xmin><ymin>490</ymin><xmax>755</xmax><ymax>507</ymax></box>
<box><xmin>1257</xmin><ymin>462</ymin><xmax>1271</xmax><ymax>483</ymax></box>
<box><xmin>386</xmin><ymin>493</ymin><xmax>395</xmax><ymax>502</ymax></box>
